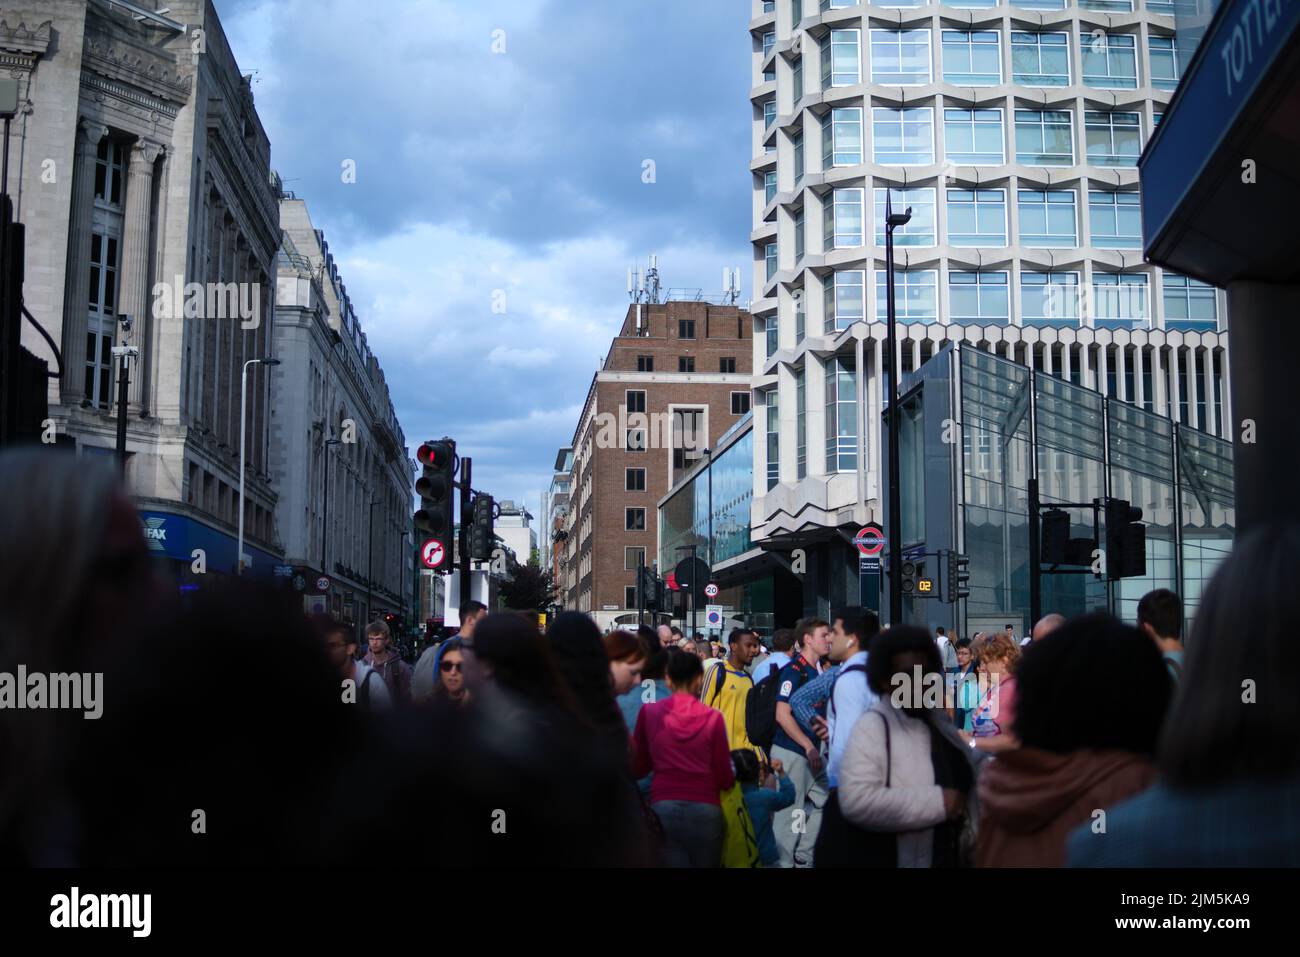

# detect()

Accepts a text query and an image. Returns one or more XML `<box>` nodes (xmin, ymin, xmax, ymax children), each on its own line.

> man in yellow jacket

<box><xmin>701</xmin><ymin>629</ymin><xmax>765</xmax><ymax>762</ymax></box>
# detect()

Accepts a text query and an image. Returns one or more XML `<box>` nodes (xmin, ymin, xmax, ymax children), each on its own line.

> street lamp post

<box><xmin>112</xmin><ymin>314</ymin><xmax>137</xmax><ymax>475</ymax></box>
<box><xmin>884</xmin><ymin>192</ymin><xmax>912</xmax><ymax>626</ymax></box>
<box><xmin>237</xmin><ymin>356</ymin><xmax>280</xmax><ymax>575</ymax></box>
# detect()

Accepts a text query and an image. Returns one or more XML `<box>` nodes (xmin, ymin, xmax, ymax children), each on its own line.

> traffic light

<box><xmin>470</xmin><ymin>493</ymin><xmax>495</xmax><ymax>561</ymax></box>
<box><xmin>945</xmin><ymin>550</ymin><xmax>970</xmax><ymax>603</ymax></box>
<box><xmin>1041</xmin><ymin>508</ymin><xmax>1070</xmax><ymax>565</ymax></box>
<box><xmin>899</xmin><ymin>559</ymin><xmax>921</xmax><ymax>598</ymax></box>
<box><xmin>1105</xmin><ymin>498</ymin><xmax>1146</xmax><ymax>579</ymax></box>
<box><xmin>415</xmin><ymin>439</ymin><xmax>456</xmax><ymax>566</ymax></box>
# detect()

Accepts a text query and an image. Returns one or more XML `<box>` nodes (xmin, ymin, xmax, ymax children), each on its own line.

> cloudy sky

<box><xmin>213</xmin><ymin>0</ymin><xmax>754</xmax><ymax>530</ymax></box>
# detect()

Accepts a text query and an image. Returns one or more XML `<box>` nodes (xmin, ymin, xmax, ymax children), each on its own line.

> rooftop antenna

<box><xmin>645</xmin><ymin>254</ymin><xmax>661</xmax><ymax>305</ymax></box>
<box><xmin>723</xmin><ymin>267</ymin><xmax>742</xmax><ymax>305</ymax></box>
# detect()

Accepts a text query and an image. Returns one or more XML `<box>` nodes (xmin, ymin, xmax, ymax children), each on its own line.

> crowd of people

<box><xmin>1</xmin><ymin>447</ymin><xmax>1298</xmax><ymax>868</ymax></box>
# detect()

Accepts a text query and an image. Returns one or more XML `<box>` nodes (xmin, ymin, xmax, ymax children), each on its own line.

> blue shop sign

<box><xmin>140</xmin><ymin>510</ymin><xmax>282</xmax><ymax>577</ymax></box>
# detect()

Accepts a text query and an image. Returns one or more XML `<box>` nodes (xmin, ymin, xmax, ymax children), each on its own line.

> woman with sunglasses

<box><xmin>432</xmin><ymin>638</ymin><xmax>470</xmax><ymax>705</ymax></box>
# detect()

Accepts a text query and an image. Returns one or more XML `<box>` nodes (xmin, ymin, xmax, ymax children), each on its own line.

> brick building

<box><xmin>559</xmin><ymin>300</ymin><xmax>752</xmax><ymax>631</ymax></box>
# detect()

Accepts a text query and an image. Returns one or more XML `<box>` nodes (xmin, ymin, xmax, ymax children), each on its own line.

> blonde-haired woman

<box><xmin>963</xmin><ymin>632</ymin><xmax>1022</xmax><ymax>754</ymax></box>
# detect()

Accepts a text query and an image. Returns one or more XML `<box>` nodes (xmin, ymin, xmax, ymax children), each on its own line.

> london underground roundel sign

<box><xmin>854</xmin><ymin>524</ymin><xmax>886</xmax><ymax>557</ymax></box>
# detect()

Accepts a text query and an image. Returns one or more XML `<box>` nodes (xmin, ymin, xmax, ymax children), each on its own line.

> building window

<box><xmin>1149</xmin><ymin>36</ymin><xmax>1181</xmax><ymax>91</ymax></box>
<box><xmin>731</xmin><ymin>391</ymin><xmax>751</xmax><ymax>415</ymax></box>
<box><xmin>796</xmin><ymin>370</ymin><xmax>807</xmax><ymax>480</ymax></box>
<box><xmin>625</xmin><ymin>546</ymin><xmax>646</xmax><ymax>571</ymax></box>
<box><xmin>93</xmin><ymin>140</ymin><xmax>127</xmax><ymax>207</ymax></box>
<box><xmin>873</xmin><ymin>270</ymin><xmax>939</xmax><ymax>323</ymax></box>
<box><xmin>870</xmin><ymin>29</ymin><xmax>931</xmax><ymax>85</ymax></box>
<box><xmin>679</xmin><ymin>319</ymin><xmax>696</xmax><ymax>339</ymax></box>
<box><xmin>672</xmin><ymin>409</ymin><xmax>705</xmax><ymax>477</ymax></box>
<box><xmin>720</xmin><ymin>357</ymin><xmax>737</xmax><ymax>374</ymax></box>
<box><xmin>824</xmin><ymin>188</ymin><xmax>864</xmax><ymax>249</ymax></box>
<box><xmin>944</xmin><ymin>108</ymin><xmax>1004</xmax><ymax>165</ymax></box>
<box><xmin>765</xmin><ymin>243</ymin><xmax>778</xmax><ymax>282</ymax></box>
<box><xmin>1018</xmin><ymin>190</ymin><xmax>1077</xmax><ymax>247</ymax></box>
<box><xmin>1084</xmin><ymin>112</ymin><xmax>1142</xmax><ymax>166</ymax></box>
<box><xmin>795</xmin><ymin>207</ymin><xmax>805</xmax><ymax>261</ymax></box>
<box><xmin>626</xmin><ymin>508</ymin><xmax>646</xmax><ymax>531</ymax></box>
<box><xmin>626</xmin><ymin>468</ymin><xmax>646</xmax><ymax>492</ymax></box>
<box><xmin>679</xmin><ymin>356</ymin><xmax>695</xmax><ymax>373</ymax></box>
<box><xmin>764</xmin><ymin>98</ymin><xmax>776</xmax><ymax>130</ymax></box>
<box><xmin>1092</xmin><ymin>273</ymin><xmax>1149</xmax><ymax>330</ymax></box>
<box><xmin>1082</xmin><ymin>33</ymin><xmax>1138</xmax><ymax>90</ymax></box>
<box><xmin>766</xmin><ymin>390</ymin><xmax>780</xmax><ymax>490</ymax></box>
<box><xmin>626</xmin><ymin>389</ymin><xmax>646</xmax><ymax>413</ymax></box>
<box><xmin>872</xmin><ymin>108</ymin><xmax>934</xmax><ymax>165</ymax></box>
<box><xmin>1011</xmin><ymin>0</ymin><xmax>1066</xmax><ymax>8</ymax></box>
<box><xmin>947</xmin><ymin>189</ymin><xmax>1007</xmax><ymax>246</ymax></box>
<box><xmin>820</xmin><ymin>29</ymin><xmax>861</xmax><ymax>89</ymax></box>
<box><xmin>1011</xmin><ymin>32</ymin><xmax>1071</xmax><ymax>86</ymax></box>
<box><xmin>794</xmin><ymin>131</ymin><xmax>804</xmax><ymax>184</ymax></box>
<box><xmin>1021</xmin><ymin>271</ymin><xmax>1080</xmax><ymax>326</ymax></box>
<box><xmin>822</xmin><ymin>107</ymin><xmax>863</xmax><ymax>168</ymax></box>
<box><xmin>626</xmin><ymin>429</ymin><xmax>647</xmax><ymax>452</ymax></box>
<box><xmin>793</xmin><ymin>51</ymin><xmax>804</xmax><ymax>103</ymax></box>
<box><xmin>942</xmin><ymin>31</ymin><xmax>1002</xmax><ymax>85</ymax></box>
<box><xmin>873</xmin><ymin>188</ymin><xmax>936</xmax><ymax>246</ymax></box>
<box><xmin>824</xmin><ymin>356</ymin><xmax>858</xmax><ymax>473</ymax></box>
<box><xmin>1089</xmin><ymin>190</ymin><xmax>1142</xmax><ymax>248</ymax></box>
<box><xmin>795</xmin><ymin>289</ymin><xmax>806</xmax><ymax>342</ymax></box>
<box><xmin>949</xmin><ymin>271</ymin><xmax>1010</xmax><ymax>325</ymax></box>
<box><xmin>1014</xmin><ymin>110</ymin><xmax>1073</xmax><ymax>166</ymax></box>
<box><xmin>85</xmin><ymin>232</ymin><xmax>121</xmax><ymax>408</ymax></box>
<box><xmin>765</xmin><ymin>315</ymin><xmax>778</xmax><ymax>357</ymax></box>
<box><xmin>825</xmin><ymin>270</ymin><xmax>866</xmax><ymax>333</ymax></box>
<box><xmin>1163</xmin><ymin>273</ymin><xmax>1218</xmax><ymax>331</ymax></box>
<box><xmin>636</xmin><ymin>355</ymin><xmax>653</xmax><ymax>372</ymax></box>
<box><xmin>762</xmin><ymin>29</ymin><xmax>775</xmax><ymax>60</ymax></box>
<box><xmin>624</xmin><ymin>586</ymin><xmax>638</xmax><ymax>609</ymax></box>
<box><xmin>765</xmin><ymin>169</ymin><xmax>777</xmax><ymax>205</ymax></box>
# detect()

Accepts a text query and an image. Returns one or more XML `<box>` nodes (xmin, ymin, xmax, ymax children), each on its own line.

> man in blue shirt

<box><xmin>824</xmin><ymin>606</ymin><xmax>880</xmax><ymax>789</ymax></box>
<box><xmin>750</xmin><ymin>627</ymin><xmax>795</xmax><ymax>683</ymax></box>
<box><xmin>770</xmin><ymin>618</ymin><xmax>831</xmax><ymax>868</ymax></box>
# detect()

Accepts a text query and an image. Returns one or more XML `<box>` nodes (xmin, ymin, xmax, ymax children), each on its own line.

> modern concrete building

<box><xmin>560</xmin><ymin>300</ymin><xmax>754</xmax><ymax>631</ymax></box>
<box><xmin>6</xmin><ymin>0</ymin><xmax>282</xmax><ymax>576</ymax></box>
<box><xmin>272</xmin><ymin>194</ymin><xmax>413</xmax><ymax>635</ymax></box>
<box><xmin>495</xmin><ymin>499</ymin><xmax>536</xmax><ymax>565</ymax></box>
<box><xmin>743</xmin><ymin>0</ymin><xmax>1232</xmax><ymax>622</ymax></box>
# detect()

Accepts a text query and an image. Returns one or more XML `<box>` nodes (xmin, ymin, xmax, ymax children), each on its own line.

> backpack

<box><xmin>706</xmin><ymin>661</ymin><xmax>727</xmax><ymax>707</ymax></box>
<box><xmin>745</xmin><ymin>669</ymin><xmax>784</xmax><ymax>755</ymax></box>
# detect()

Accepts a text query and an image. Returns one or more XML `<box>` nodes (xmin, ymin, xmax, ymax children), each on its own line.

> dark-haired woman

<box><xmin>631</xmin><ymin>650</ymin><xmax>735</xmax><ymax>867</ymax></box>
<box><xmin>832</xmin><ymin>626</ymin><xmax>977</xmax><ymax>868</ymax></box>
<box><xmin>431</xmin><ymin>638</ymin><xmax>470</xmax><ymax>706</ymax></box>
<box><xmin>976</xmin><ymin>613</ymin><xmax>1166</xmax><ymax>867</ymax></box>
<box><xmin>548</xmin><ymin>612</ymin><xmax>635</xmax><ymax>772</ymax></box>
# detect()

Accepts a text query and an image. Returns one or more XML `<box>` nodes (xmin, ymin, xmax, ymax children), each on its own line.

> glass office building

<box><xmin>888</xmin><ymin>343</ymin><xmax>1233</xmax><ymax>636</ymax></box>
<box><xmin>747</xmin><ymin>0</ymin><xmax>1233</xmax><ymax>620</ymax></box>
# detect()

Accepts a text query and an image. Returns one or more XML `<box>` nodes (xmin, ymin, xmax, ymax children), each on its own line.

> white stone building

<box><xmin>272</xmin><ymin>195</ymin><xmax>413</xmax><ymax>634</ymax></box>
<box><xmin>5</xmin><ymin>0</ymin><xmax>282</xmax><ymax>576</ymax></box>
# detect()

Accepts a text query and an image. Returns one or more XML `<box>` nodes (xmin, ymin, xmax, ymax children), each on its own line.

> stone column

<box><xmin>59</xmin><ymin>120</ymin><xmax>110</xmax><ymax>405</ymax></box>
<box><xmin>117</xmin><ymin>139</ymin><xmax>164</xmax><ymax>409</ymax></box>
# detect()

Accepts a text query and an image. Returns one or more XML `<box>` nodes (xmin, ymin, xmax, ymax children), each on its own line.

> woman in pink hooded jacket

<box><xmin>632</xmin><ymin>650</ymin><xmax>735</xmax><ymax>867</ymax></box>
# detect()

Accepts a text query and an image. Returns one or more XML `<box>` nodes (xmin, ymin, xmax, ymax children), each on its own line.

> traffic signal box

<box><xmin>415</xmin><ymin>439</ymin><xmax>456</xmax><ymax>570</ymax></box>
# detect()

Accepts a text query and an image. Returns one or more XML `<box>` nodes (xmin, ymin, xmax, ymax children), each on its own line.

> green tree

<box><xmin>498</xmin><ymin>557</ymin><xmax>557</xmax><ymax>612</ymax></box>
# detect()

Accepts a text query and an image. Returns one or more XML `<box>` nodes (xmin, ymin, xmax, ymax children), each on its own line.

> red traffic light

<box><xmin>417</xmin><ymin>442</ymin><xmax>452</xmax><ymax>469</ymax></box>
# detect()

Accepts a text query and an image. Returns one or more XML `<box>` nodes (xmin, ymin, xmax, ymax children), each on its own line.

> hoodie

<box><xmin>976</xmin><ymin>748</ymin><xmax>1157</xmax><ymax>868</ymax></box>
<box><xmin>631</xmin><ymin>691</ymin><xmax>735</xmax><ymax>805</ymax></box>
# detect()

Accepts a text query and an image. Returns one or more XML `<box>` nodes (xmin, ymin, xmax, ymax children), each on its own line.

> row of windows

<box><xmin>763</xmin><ymin>268</ymin><xmax>1215</xmax><ymax>334</ymax></box>
<box><xmin>764</xmin><ymin>27</ymin><xmax>1181</xmax><ymax>92</ymax></box>
<box><xmin>623</xmin><ymin>389</ymin><xmax>751</xmax><ymax>419</ymax></box>
<box><xmin>780</xmin><ymin>1</ymin><xmax>1179</xmax><ymax>12</ymax></box>
<box><xmin>633</xmin><ymin>355</ymin><xmax>744</xmax><ymax>372</ymax></box>
<box><xmin>795</xmin><ymin>186</ymin><xmax>1143</xmax><ymax>250</ymax></box>
<box><xmin>765</xmin><ymin>106</ymin><xmax>1154</xmax><ymax>174</ymax></box>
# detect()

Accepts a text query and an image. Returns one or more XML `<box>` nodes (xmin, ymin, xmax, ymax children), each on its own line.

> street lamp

<box><xmin>111</xmin><ymin>313</ymin><xmax>138</xmax><ymax>475</ymax></box>
<box><xmin>237</xmin><ymin>356</ymin><xmax>280</xmax><ymax>575</ymax></box>
<box><xmin>884</xmin><ymin>191</ymin><xmax>912</xmax><ymax>626</ymax></box>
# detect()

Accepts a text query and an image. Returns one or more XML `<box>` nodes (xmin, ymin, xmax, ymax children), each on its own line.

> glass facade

<box><xmin>658</xmin><ymin>421</ymin><xmax>755</xmax><ymax>572</ymax></box>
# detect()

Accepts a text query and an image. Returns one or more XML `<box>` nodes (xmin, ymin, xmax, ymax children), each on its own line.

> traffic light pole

<box><xmin>459</xmin><ymin>456</ymin><xmax>472</xmax><ymax>609</ymax></box>
<box><xmin>1028</xmin><ymin>478</ymin><xmax>1042</xmax><ymax>628</ymax></box>
<box><xmin>637</xmin><ymin>552</ymin><xmax>645</xmax><ymax>629</ymax></box>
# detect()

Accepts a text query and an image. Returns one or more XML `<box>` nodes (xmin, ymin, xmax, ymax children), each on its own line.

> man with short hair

<box><xmin>1032</xmin><ymin>613</ymin><xmax>1065</xmax><ymax>643</ymax></box>
<box><xmin>1137</xmin><ymin>588</ymin><xmax>1185</xmax><ymax>681</ymax></box>
<box><xmin>322</xmin><ymin>620</ymin><xmax>392</xmax><ymax>711</ymax></box>
<box><xmin>657</xmin><ymin>623</ymin><xmax>675</xmax><ymax>648</ymax></box>
<box><xmin>824</xmin><ymin>607</ymin><xmax>880</xmax><ymax>789</ymax></box>
<box><xmin>751</xmin><ymin>628</ymin><xmax>795</xmax><ymax>683</ymax></box>
<box><xmin>770</xmin><ymin>618</ymin><xmax>832</xmax><ymax>868</ymax></box>
<box><xmin>701</xmin><ymin>629</ymin><xmax>763</xmax><ymax>758</ymax></box>
<box><xmin>935</xmin><ymin>625</ymin><xmax>958</xmax><ymax>673</ymax></box>
<box><xmin>412</xmin><ymin>600</ymin><xmax>486</xmax><ymax>703</ymax></box>
<box><xmin>363</xmin><ymin>619</ymin><xmax>411</xmax><ymax>703</ymax></box>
